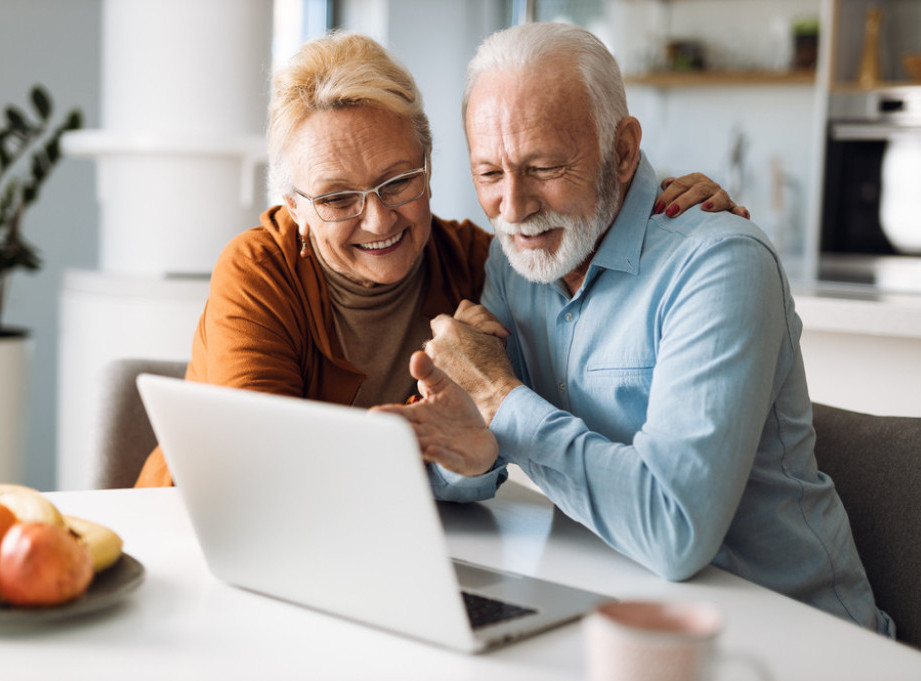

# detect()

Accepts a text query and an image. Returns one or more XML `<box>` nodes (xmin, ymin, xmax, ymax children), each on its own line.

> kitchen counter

<box><xmin>793</xmin><ymin>282</ymin><xmax>921</xmax><ymax>340</ymax></box>
<box><xmin>791</xmin><ymin>274</ymin><xmax>921</xmax><ymax>417</ymax></box>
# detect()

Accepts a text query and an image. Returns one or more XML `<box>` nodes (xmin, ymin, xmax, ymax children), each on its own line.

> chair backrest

<box><xmin>811</xmin><ymin>402</ymin><xmax>921</xmax><ymax>648</ymax></box>
<box><xmin>95</xmin><ymin>358</ymin><xmax>188</xmax><ymax>489</ymax></box>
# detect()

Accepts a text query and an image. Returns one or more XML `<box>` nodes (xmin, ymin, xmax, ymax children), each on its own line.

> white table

<box><xmin>2</xmin><ymin>484</ymin><xmax>920</xmax><ymax>680</ymax></box>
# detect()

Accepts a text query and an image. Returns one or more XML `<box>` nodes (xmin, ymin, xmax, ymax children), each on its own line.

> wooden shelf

<box><xmin>625</xmin><ymin>69</ymin><xmax>817</xmax><ymax>88</ymax></box>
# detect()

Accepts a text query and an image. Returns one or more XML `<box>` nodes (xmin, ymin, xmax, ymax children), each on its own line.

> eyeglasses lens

<box><xmin>313</xmin><ymin>169</ymin><xmax>426</xmax><ymax>221</ymax></box>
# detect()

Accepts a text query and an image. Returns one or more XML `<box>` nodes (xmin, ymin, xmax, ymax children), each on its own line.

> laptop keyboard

<box><xmin>461</xmin><ymin>591</ymin><xmax>537</xmax><ymax>630</ymax></box>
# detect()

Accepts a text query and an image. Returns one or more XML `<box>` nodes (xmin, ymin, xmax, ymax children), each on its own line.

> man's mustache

<box><xmin>492</xmin><ymin>213</ymin><xmax>563</xmax><ymax>237</ymax></box>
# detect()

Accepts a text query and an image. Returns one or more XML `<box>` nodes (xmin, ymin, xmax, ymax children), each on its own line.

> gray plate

<box><xmin>0</xmin><ymin>553</ymin><xmax>144</xmax><ymax>626</ymax></box>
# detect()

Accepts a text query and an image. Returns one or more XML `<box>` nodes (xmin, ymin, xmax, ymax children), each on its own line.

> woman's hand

<box><xmin>653</xmin><ymin>172</ymin><xmax>750</xmax><ymax>220</ymax></box>
<box><xmin>373</xmin><ymin>351</ymin><xmax>499</xmax><ymax>477</ymax></box>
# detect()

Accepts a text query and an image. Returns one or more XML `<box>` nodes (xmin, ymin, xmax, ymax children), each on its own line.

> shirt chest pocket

<box><xmin>581</xmin><ymin>361</ymin><xmax>655</xmax><ymax>428</ymax></box>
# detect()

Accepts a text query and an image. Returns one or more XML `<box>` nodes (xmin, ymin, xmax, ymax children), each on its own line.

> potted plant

<box><xmin>0</xmin><ymin>85</ymin><xmax>81</xmax><ymax>482</ymax></box>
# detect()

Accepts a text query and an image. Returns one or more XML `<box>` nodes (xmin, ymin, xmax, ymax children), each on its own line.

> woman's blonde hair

<box><xmin>268</xmin><ymin>31</ymin><xmax>432</xmax><ymax>199</ymax></box>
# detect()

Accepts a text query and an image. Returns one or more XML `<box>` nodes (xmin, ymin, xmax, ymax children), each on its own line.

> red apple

<box><xmin>0</xmin><ymin>522</ymin><xmax>94</xmax><ymax>607</ymax></box>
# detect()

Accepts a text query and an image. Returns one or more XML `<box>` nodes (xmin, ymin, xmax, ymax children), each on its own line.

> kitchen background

<box><xmin>1</xmin><ymin>0</ymin><xmax>919</xmax><ymax>491</ymax></box>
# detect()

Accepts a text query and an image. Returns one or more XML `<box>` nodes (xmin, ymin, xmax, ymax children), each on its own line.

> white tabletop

<box><xmin>2</xmin><ymin>484</ymin><xmax>920</xmax><ymax>681</ymax></box>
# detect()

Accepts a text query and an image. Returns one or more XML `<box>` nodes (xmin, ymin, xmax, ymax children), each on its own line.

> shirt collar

<box><xmin>589</xmin><ymin>152</ymin><xmax>657</xmax><ymax>276</ymax></box>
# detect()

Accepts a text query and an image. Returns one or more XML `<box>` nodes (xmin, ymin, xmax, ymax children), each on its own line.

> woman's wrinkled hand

<box><xmin>372</xmin><ymin>351</ymin><xmax>498</xmax><ymax>477</ymax></box>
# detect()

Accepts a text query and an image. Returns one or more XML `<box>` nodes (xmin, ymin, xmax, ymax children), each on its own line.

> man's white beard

<box><xmin>491</xmin><ymin>177</ymin><xmax>621</xmax><ymax>284</ymax></box>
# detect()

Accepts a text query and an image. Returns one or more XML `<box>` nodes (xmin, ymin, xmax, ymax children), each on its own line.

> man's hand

<box><xmin>373</xmin><ymin>351</ymin><xmax>498</xmax><ymax>477</ymax></box>
<box><xmin>451</xmin><ymin>299</ymin><xmax>510</xmax><ymax>342</ymax></box>
<box><xmin>424</xmin><ymin>301</ymin><xmax>521</xmax><ymax>424</ymax></box>
<box><xmin>654</xmin><ymin>172</ymin><xmax>750</xmax><ymax>219</ymax></box>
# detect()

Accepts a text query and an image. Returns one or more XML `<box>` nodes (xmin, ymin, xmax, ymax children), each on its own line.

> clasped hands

<box><xmin>373</xmin><ymin>301</ymin><xmax>520</xmax><ymax>477</ymax></box>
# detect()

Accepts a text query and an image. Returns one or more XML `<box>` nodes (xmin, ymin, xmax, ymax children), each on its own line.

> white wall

<box><xmin>604</xmin><ymin>0</ymin><xmax>825</xmax><ymax>269</ymax></box>
<box><xmin>1</xmin><ymin>0</ymin><xmax>102</xmax><ymax>490</ymax></box>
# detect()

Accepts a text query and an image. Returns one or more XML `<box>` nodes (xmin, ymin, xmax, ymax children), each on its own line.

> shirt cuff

<box><xmin>490</xmin><ymin>385</ymin><xmax>557</xmax><ymax>470</ymax></box>
<box><xmin>427</xmin><ymin>460</ymin><xmax>508</xmax><ymax>503</ymax></box>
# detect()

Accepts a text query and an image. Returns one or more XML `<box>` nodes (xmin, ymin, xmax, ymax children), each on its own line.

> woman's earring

<box><xmin>299</xmin><ymin>234</ymin><xmax>309</xmax><ymax>259</ymax></box>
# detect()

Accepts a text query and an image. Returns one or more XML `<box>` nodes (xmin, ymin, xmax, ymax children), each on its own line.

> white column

<box><xmin>57</xmin><ymin>0</ymin><xmax>274</xmax><ymax>489</ymax></box>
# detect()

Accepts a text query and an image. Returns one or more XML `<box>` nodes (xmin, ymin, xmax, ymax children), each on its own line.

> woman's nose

<box><xmin>360</xmin><ymin>193</ymin><xmax>399</xmax><ymax>233</ymax></box>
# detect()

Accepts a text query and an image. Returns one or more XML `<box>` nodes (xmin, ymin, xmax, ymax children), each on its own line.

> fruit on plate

<box><xmin>0</xmin><ymin>484</ymin><xmax>65</xmax><ymax>527</ymax></box>
<box><xmin>0</xmin><ymin>521</ymin><xmax>94</xmax><ymax>607</ymax></box>
<box><xmin>0</xmin><ymin>485</ymin><xmax>126</xmax><ymax>607</ymax></box>
<box><xmin>0</xmin><ymin>503</ymin><xmax>15</xmax><ymax>542</ymax></box>
<box><xmin>64</xmin><ymin>515</ymin><xmax>123</xmax><ymax>573</ymax></box>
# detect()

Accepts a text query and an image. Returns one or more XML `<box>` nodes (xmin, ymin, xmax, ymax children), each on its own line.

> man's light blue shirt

<box><xmin>458</xmin><ymin>154</ymin><xmax>890</xmax><ymax>634</ymax></box>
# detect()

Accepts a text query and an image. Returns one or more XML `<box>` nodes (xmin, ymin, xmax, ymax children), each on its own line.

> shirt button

<box><xmin>565</xmin><ymin>312</ymin><xmax>573</xmax><ymax>322</ymax></box>
<box><xmin>559</xmin><ymin>383</ymin><xmax>566</xmax><ymax>393</ymax></box>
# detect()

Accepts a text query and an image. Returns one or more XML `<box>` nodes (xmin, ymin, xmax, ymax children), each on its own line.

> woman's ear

<box><xmin>613</xmin><ymin>116</ymin><xmax>642</xmax><ymax>183</ymax></box>
<box><xmin>283</xmin><ymin>194</ymin><xmax>300</xmax><ymax>223</ymax></box>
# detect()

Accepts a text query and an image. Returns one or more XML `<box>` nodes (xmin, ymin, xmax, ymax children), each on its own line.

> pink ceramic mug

<box><xmin>582</xmin><ymin>600</ymin><xmax>724</xmax><ymax>681</ymax></box>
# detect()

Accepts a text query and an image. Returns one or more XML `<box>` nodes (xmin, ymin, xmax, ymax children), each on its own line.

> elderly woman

<box><xmin>135</xmin><ymin>31</ymin><xmax>740</xmax><ymax>488</ymax></box>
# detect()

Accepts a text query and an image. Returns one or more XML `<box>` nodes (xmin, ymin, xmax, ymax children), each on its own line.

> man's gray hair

<box><xmin>463</xmin><ymin>22</ymin><xmax>628</xmax><ymax>157</ymax></box>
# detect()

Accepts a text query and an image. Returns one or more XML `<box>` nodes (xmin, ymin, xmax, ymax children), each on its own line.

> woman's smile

<box><xmin>356</xmin><ymin>228</ymin><xmax>406</xmax><ymax>254</ymax></box>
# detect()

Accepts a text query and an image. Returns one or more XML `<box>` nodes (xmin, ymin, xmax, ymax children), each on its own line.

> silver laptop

<box><xmin>136</xmin><ymin>374</ymin><xmax>611</xmax><ymax>653</ymax></box>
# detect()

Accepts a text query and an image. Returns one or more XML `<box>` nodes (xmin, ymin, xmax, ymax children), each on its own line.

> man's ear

<box><xmin>613</xmin><ymin>116</ymin><xmax>642</xmax><ymax>183</ymax></box>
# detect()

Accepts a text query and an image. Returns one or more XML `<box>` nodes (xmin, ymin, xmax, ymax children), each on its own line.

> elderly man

<box><xmin>377</xmin><ymin>22</ymin><xmax>893</xmax><ymax>635</ymax></box>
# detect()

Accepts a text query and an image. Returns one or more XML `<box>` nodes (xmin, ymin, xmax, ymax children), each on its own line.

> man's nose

<box><xmin>499</xmin><ymin>174</ymin><xmax>539</xmax><ymax>224</ymax></box>
<box><xmin>360</xmin><ymin>193</ymin><xmax>398</xmax><ymax>233</ymax></box>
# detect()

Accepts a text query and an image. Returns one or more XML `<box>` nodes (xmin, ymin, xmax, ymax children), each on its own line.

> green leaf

<box><xmin>30</xmin><ymin>86</ymin><xmax>52</xmax><ymax>120</ymax></box>
<box><xmin>46</xmin><ymin>137</ymin><xmax>60</xmax><ymax>164</ymax></box>
<box><xmin>5</xmin><ymin>106</ymin><xmax>31</xmax><ymax>134</ymax></box>
<box><xmin>0</xmin><ymin>132</ymin><xmax>12</xmax><ymax>171</ymax></box>
<box><xmin>64</xmin><ymin>109</ymin><xmax>82</xmax><ymax>130</ymax></box>
<box><xmin>31</xmin><ymin>152</ymin><xmax>48</xmax><ymax>181</ymax></box>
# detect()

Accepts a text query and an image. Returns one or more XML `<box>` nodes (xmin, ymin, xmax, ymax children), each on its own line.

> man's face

<box><xmin>465</xmin><ymin>61</ymin><xmax>619</xmax><ymax>284</ymax></box>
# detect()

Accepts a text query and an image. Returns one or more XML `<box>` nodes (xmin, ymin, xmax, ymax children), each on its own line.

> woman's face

<box><xmin>285</xmin><ymin>106</ymin><xmax>432</xmax><ymax>287</ymax></box>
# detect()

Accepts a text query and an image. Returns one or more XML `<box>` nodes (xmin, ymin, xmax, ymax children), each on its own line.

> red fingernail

<box><xmin>703</xmin><ymin>201</ymin><xmax>714</xmax><ymax>210</ymax></box>
<box><xmin>744</xmin><ymin>209</ymin><xmax>751</xmax><ymax>219</ymax></box>
<box><xmin>666</xmin><ymin>204</ymin><xmax>680</xmax><ymax>218</ymax></box>
<box><xmin>653</xmin><ymin>200</ymin><xmax>665</xmax><ymax>214</ymax></box>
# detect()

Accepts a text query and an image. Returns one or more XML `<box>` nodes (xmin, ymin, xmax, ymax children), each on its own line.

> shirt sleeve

<box><xmin>489</xmin><ymin>235</ymin><xmax>793</xmax><ymax>581</ymax></box>
<box><xmin>480</xmin><ymin>238</ymin><xmax>527</xmax><ymax>383</ymax></box>
<box><xmin>426</xmin><ymin>461</ymin><xmax>509</xmax><ymax>503</ymax></box>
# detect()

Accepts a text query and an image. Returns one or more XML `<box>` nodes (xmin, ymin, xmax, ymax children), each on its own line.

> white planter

<box><xmin>0</xmin><ymin>330</ymin><xmax>32</xmax><ymax>484</ymax></box>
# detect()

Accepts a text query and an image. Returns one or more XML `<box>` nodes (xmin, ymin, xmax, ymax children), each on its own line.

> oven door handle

<box><xmin>831</xmin><ymin>123</ymin><xmax>921</xmax><ymax>141</ymax></box>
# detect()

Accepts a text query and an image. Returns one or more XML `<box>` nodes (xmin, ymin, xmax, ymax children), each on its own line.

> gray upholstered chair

<box><xmin>811</xmin><ymin>402</ymin><xmax>921</xmax><ymax>649</ymax></box>
<box><xmin>95</xmin><ymin>357</ymin><xmax>188</xmax><ymax>489</ymax></box>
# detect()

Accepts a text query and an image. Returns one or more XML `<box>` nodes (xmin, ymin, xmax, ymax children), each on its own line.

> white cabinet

<box><xmin>56</xmin><ymin>271</ymin><xmax>210</xmax><ymax>490</ymax></box>
<box><xmin>796</xmin><ymin>289</ymin><xmax>921</xmax><ymax>417</ymax></box>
